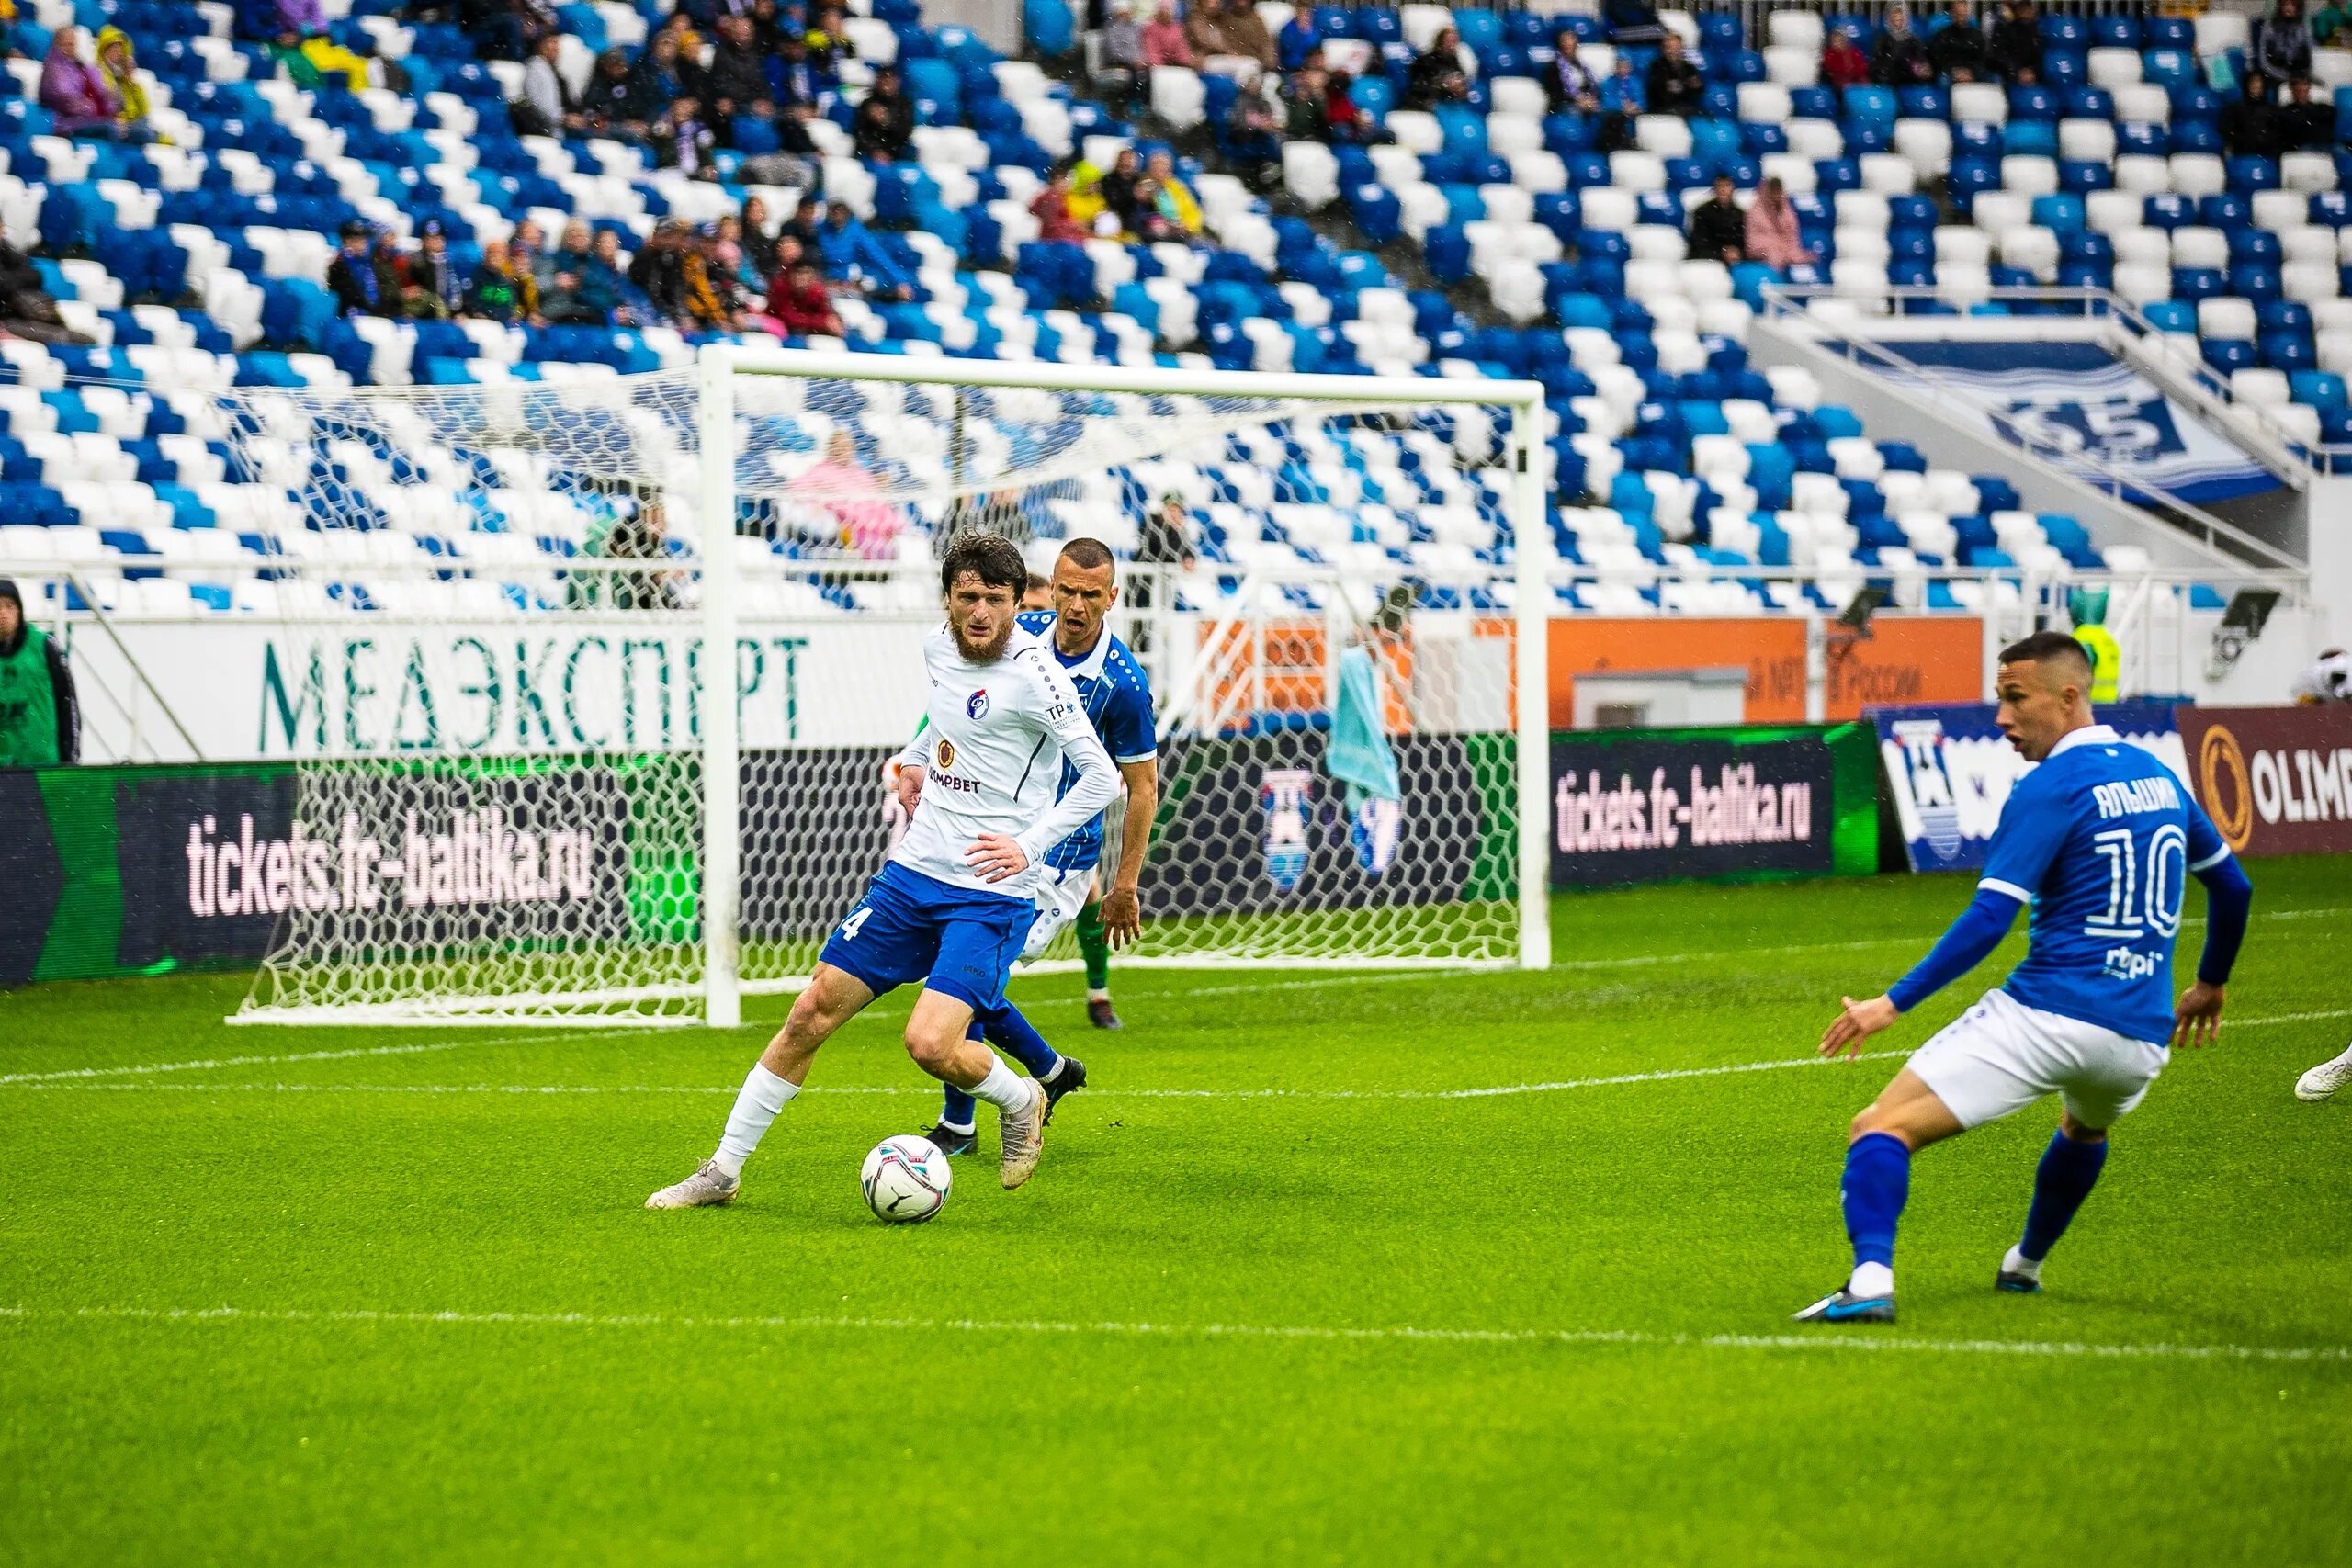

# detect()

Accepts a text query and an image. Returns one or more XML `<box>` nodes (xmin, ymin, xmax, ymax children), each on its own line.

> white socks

<box><xmin>712</xmin><ymin>1064</ymin><xmax>797</xmax><ymax>1179</ymax></box>
<box><xmin>969</xmin><ymin>1057</ymin><xmax>1035</xmax><ymax>1113</ymax></box>
<box><xmin>2001</xmin><ymin>1245</ymin><xmax>2042</xmax><ymax>1282</ymax></box>
<box><xmin>1086</xmin><ymin>987</ymin><xmax>1111</xmax><ymax>1003</ymax></box>
<box><xmin>1849</xmin><ymin>1261</ymin><xmax>1894</xmax><ymax>1299</ymax></box>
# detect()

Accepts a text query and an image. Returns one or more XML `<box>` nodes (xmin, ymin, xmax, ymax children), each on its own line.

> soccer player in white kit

<box><xmin>647</xmin><ymin>534</ymin><xmax>1119</xmax><ymax>1205</ymax></box>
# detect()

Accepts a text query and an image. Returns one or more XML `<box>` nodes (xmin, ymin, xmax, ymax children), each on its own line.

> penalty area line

<box><xmin>3</xmin><ymin>1303</ymin><xmax>2345</xmax><ymax>1367</ymax></box>
<box><xmin>0</xmin><ymin>1027</ymin><xmax>660</xmax><ymax>1086</ymax></box>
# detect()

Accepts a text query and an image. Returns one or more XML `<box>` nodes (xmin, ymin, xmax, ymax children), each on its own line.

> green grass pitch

<box><xmin>3</xmin><ymin>861</ymin><xmax>2348</xmax><ymax>1565</ymax></box>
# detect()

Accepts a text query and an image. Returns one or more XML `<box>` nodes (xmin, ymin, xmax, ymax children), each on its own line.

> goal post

<box><xmin>227</xmin><ymin>347</ymin><xmax>1553</xmax><ymax>1027</ymax></box>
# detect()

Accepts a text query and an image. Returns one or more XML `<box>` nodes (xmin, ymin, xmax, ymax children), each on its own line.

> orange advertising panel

<box><xmin>1545</xmin><ymin>616</ymin><xmax>1983</xmax><ymax>728</ymax></box>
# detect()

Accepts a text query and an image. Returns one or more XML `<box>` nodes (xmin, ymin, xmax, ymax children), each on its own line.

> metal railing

<box><xmin>1757</xmin><ymin>283</ymin><xmax>2311</xmax><ymax>570</ymax></box>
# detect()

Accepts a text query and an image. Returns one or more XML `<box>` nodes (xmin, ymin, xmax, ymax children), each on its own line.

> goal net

<box><xmin>225</xmin><ymin>348</ymin><xmax>1550</xmax><ymax>1026</ymax></box>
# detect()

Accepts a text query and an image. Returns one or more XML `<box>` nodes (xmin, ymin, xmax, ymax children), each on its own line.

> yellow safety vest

<box><xmin>2074</xmin><ymin>624</ymin><xmax>2120</xmax><ymax>703</ymax></box>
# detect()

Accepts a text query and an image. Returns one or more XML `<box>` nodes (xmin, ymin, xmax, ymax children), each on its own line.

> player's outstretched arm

<box><xmin>2174</xmin><ymin>852</ymin><xmax>2252</xmax><ymax>1048</ymax></box>
<box><xmin>1099</xmin><ymin>758</ymin><xmax>1158</xmax><ymax>948</ymax></box>
<box><xmin>1820</xmin><ymin>887</ymin><xmax>2023</xmax><ymax>1058</ymax></box>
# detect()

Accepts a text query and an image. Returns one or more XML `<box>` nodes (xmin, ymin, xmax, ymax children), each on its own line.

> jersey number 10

<box><xmin>2085</xmin><ymin>824</ymin><xmax>2188</xmax><ymax>942</ymax></box>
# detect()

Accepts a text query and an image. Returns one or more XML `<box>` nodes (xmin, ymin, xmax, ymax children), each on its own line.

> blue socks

<box><xmin>1842</xmin><ymin>1132</ymin><xmax>1912</xmax><ymax>1271</ymax></box>
<box><xmin>938</xmin><ymin>1004</ymin><xmax>1062</xmax><ymax>1133</ymax></box>
<box><xmin>2019</xmin><ymin>1128</ymin><xmax>2108</xmax><ymax>1263</ymax></box>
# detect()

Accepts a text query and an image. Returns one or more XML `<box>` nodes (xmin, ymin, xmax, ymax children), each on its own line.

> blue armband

<box><xmin>2194</xmin><ymin>856</ymin><xmax>2252</xmax><ymax>987</ymax></box>
<box><xmin>1886</xmin><ymin>888</ymin><xmax>2023</xmax><ymax>1013</ymax></box>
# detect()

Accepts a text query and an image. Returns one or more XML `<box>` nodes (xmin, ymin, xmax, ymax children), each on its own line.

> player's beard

<box><xmin>953</xmin><ymin>615</ymin><xmax>1014</xmax><ymax>662</ymax></box>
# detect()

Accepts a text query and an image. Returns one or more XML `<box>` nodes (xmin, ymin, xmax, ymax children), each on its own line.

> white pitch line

<box><xmin>2</xmin><ymin>1303</ymin><xmax>2342</xmax><ymax>1367</ymax></box>
<box><xmin>0</xmin><ymin>1028</ymin><xmax>654</xmax><ymax>1086</ymax></box>
<box><xmin>10</xmin><ymin>1005</ymin><xmax>2348</xmax><ymax>1101</ymax></box>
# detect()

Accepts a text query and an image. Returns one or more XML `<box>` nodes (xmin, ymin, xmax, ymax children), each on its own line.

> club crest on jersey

<box><xmin>967</xmin><ymin>690</ymin><xmax>990</xmax><ymax>720</ymax></box>
<box><xmin>934</xmin><ymin>738</ymin><xmax>956</xmax><ymax>770</ymax></box>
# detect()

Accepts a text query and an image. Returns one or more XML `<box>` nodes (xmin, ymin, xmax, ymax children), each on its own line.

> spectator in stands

<box><xmin>1284</xmin><ymin>62</ymin><xmax>1331</xmax><ymax>138</ymax></box>
<box><xmin>1596</xmin><ymin>53</ymin><xmax>1644</xmax><ymax>151</ymax></box>
<box><xmin>462</xmin><ymin>238</ymin><xmax>537</xmax><ymax>324</ymax></box>
<box><xmin>569</xmin><ymin>499</ymin><xmax>681</xmax><ymax>612</ymax></box>
<box><xmin>792</xmin><ymin>430</ymin><xmax>899</xmax><ymax>559</ymax></box>
<box><xmin>1189</xmin><ymin>0</ymin><xmax>1267</xmax><ymax>83</ymax></box>
<box><xmin>1033</xmin><ymin>165</ymin><xmax>1090</xmax><ymax>242</ymax></box>
<box><xmin>1408</xmin><ymin>24</ymin><xmax>1474</xmax><ymax>106</ymax></box>
<box><xmin>2282</xmin><ymin>74</ymin><xmax>2336</xmax><ymax>148</ymax></box>
<box><xmin>748</xmin><ymin>0</ymin><xmax>793</xmax><ymax>55</ymax></box>
<box><xmin>259</xmin><ymin>0</ymin><xmax>370</xmax><ymax>88</ymax></box>
<box><xmin>1687</xmin><ymin>174</ymin><xmax>1747</xmax><ymax>263</ymax></box>
<box><xmin>651</xmin><ymin>94</ymin><xmax>720</xmax><ymax>179</ymax></box>
<box><xmin>1320</xmin><ymin>67</ymin><xmax>1388</xmax><ymax>143</ymax></box>
<box><xmin>628</xmin><ymin>218</ymin><xmax>697</xmax><ymax>325</ymax></box>
<box><xmin>2222</xmin><ymin>70</ymin><xmax>2287</xmax><ymax>157</ymax></box>
<box><xmin>1929</xmin><ymin>0</ymin><xmax>1991</xmax><ymax>81</ymax></box>
<box><xmin>1220</xmin><ymin>0</ymin><xmax>1279</xmax><ymax>77</ymax></box>
<box><xmin>817</xmin><ymin>200</ymin><xmax>919</xmax><ymax>300</ymax></box>
<box><xmin>328</xmin><ymin>220</ymin><xmax>391</xmax><ymax>316</ymax></box>
<box><xmin>582</xmin><ymin>48</ymin><xmax>657</xmax><ymax>141</ymax></box>
<box><xmin>2255</xmin><ymin>0</ymin><xmax>2317</xmax><ymax>86</ymax></box>
<box><xmin>741</xmin><ymin>197</ymin><xmax>781</xmax><ymax>280</ymax></box>
<box><xmin>1142</xmin><ymin>150</ymin><xmax>1204</xmax><ymax>240</ymax></box>
<box><xmin>1095</xmin><ymin>147</ymin><xmax>1147</xmax><ymax>233</ymax></box>
<box><xmin>702</xmin><ymin>13</ymin><xmax>777</xmax><ymax>125</ymax></box>
<box><xmin>584</xmin><ymin>228</ymin><xmax>636</xmax><ymax>323</ymax></box>
<box><xmin>1821</xmin><ymin>26</ymin><xmax>1871</xmax><ymax>89</ymax></box>
<box><xmin>774</xmin><ymin>32</ymin><xmax>832</xmax><ymax>113</ymax></box>
<box><xmin>766</xmin><ymin>257</ymin><xmax>843</xmax><ymax>337</ymax></box>
<box><xmin>2314</xmin><ymin>0</ymin><xmax>2351</xmax><ymax>45</ymax></box>
<box><xmin>93</xmin><ymin>28</ymin><xmax>162</xmax><ymax>145</ymax></box>
<box><xmin>508</xmin><ymin>218</ymin><xmax>547</xmax><ymax>283</ymax></box>
<box><xmin>0</xmin><ymin>578</ymin><xmax>80</xmax><ymax>769</ymax></box>
<box><xmin>1279</xmin><ymin>1</ymin><xmax>1320</xmax><ymax>72</ymax></box>
<box><xmin>1990</xmin><ymin>0</ymin><xmax>2043</xmax><ymax>80</ymax></box>
<box><xmin>1545</xmin><ymin>29</ymin><xmax>1600</xmax><ymax>113</ymax></box>
<box><xmin>1135</xmin><ymin>491</ymin><xmax>1197</xmax><ymax>599</ymax></box>
<box><xmin>1646</xmin><ymin>31</ymin><xmax>1703</xmax><ymax>116</ymax></box>
<box><xmin>1601</xmin><ymin>0</ymin><xmax>1665</xmax><ymax>48</ymax></box>
<box><xmin>1227</xmin><ymin>72</ymin><xmax>1285</xmax><ymax>183</ymax></box>
<box><xmin>514</xmin><ymin>31</ymin><xmax>582</xmax><ymax>137</ymax></box>
<box><xmin>40</xmin><ymin>28</ymin><xmax>128</xmax><ymax>141</ymax></box>
<box><xmin>854</xmin><ymin>65</ymin><xmax>916</xmax><ymax>161</ymax></box>
<box><xmin>630</xmin><ymin>28</ymin><xmax>689</xmax><ymax>109</ymax></box>
<box><xmin>401</xmin><ymin>220</ymin><xmax>465</xmax><ymax>319</ymax></box>
<box><xmin>537</xmin><ymin>221</ymin><xmax>607</xmax><ymax>324</ymax></box>
<box><xmin>1871</xmin><ymin>5</ymin><xmax>1934</xmax><ymax>86</ymax></box>
<box><xmin>804</xmin><ymin>3</ymin><xmax>858</xmax><ymax>73</ymax></box>
<box><xmin>1142</xmin><ymin>2</ymin><xmax>1194</xmax><ymax>68</ymax></box>
<box><xmin>1744</xmin><ymin>175</ymin><xmax>1814</xmax><ymax>270</ymax></box>
<box><xmin>0</xmin><ymin>235</ymin><xmax>88</xmax><ymax>345</ymax></box>
<box><xmin>1096</xmin><ymin>0</ymin><xmax>1148</xmax><ymax>114</ymax></box>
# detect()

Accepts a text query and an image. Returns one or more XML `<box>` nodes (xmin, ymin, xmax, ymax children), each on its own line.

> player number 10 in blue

<box><xmin>2085</xmin><ymin>824</ymin><xmax>2188</xmax><ymax>941</ymax></box>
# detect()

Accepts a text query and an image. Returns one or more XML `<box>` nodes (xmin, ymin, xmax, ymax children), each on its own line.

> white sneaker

<box><xmin>998</xmin><ymin>1081</ymin><xmax>1046</xmax><ymax>1190</ymax></box>
<box><xmin>646</xmin><ymin>1158</ymin><xmax>741</xmax><ymax>1209</ymax></box>
<box><xmin>2295</xmin><ymin>1055</ymin><xmax>2352</xmax><ymax>1103</ymax></box>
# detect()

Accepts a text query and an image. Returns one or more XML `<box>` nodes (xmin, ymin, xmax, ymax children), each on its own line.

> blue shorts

<box><xmin>818</xmin><ymin>862</ymin><xmax>1033</xmax><ymax>1011</ymax></box>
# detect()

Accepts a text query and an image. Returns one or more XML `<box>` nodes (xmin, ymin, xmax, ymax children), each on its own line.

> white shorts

<box><xmin>1020</xmin><ymin>862</ymin><xmax>1097</xmax><ymax>961</ymax></box>
<box><xmin>1908</xmin><ymin>988</ymin><xmax>2167</xmax><ymax>1132</ymax></box>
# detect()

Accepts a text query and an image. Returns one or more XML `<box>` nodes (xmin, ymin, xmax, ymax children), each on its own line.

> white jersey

<box><xmin>890</xmin><ymin>626</ymin><xmax>1118</xmax><ymax>901</ymax></box>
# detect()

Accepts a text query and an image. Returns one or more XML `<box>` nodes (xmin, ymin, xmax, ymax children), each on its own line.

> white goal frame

<box><xmin>230</xmin><ymin>344</ymin><xmax>1554</xmax><ymax>1026</ymax></box>
<box><xmin>698</xmin><ymin>347</ymin><xmax>1554</xmax><ymax>1027</ymax></box>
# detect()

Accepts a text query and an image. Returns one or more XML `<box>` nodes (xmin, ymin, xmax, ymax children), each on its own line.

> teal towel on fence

<box><xmin>1327</xmin><ymin>645</ymin><xmax>1401</xmax><ymax>812</ymax></box>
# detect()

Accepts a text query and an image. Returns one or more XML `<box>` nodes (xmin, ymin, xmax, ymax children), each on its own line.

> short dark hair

<box><xmin>939</xmin><ymin>530</ymin><xmax>1027</xmax><ymax>596</ymax></box>
<box><xmin>1058</xmin><ymin>536</ymin><xmax>1116</xmax><ymax>576</ymax></box>
<box><xmin>1998</xmin><ymin>629</ymin><xmax>2092</xmax><ymax>675</ymax></box>
<box><xmin>1025</xmin><ymin>571</ymin><xmax>1052</xmax><ymax>593</ymax></box>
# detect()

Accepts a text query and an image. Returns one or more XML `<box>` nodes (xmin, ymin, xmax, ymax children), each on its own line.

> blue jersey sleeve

<box><xmin>2183</xmin><ymin>791</ymin><xmax>2232</xmax><ymax>874</ymax></box>
<box><xmin>1102</xmin><ymin>676</ymin><xmax>1157</xmax><ymax>763</ymax></box>
<box><xmin>1975</xmin><ymin>773</ymin><xmax>2070</xmax><ymax>906</ymax></box>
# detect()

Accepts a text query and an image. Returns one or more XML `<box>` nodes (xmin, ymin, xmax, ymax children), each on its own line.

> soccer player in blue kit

<box><xmin>1798</xmin><ymin>632</ymin><xmax>2255</xmax><ymax>1324</ymax></box>
<box><xmin>921</xmin><ymin>536</ymin><xmax>1159</xmax><ymax>1156</ymax></box>
<box><xmin>646</xmin><ymin>533</ymin><xmax>1119</xmax><ymax>1206</ymax></box>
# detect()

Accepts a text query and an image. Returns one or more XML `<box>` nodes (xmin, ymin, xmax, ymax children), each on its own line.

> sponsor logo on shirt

<box><xmin>935</xmin><ymin>738</ymin><xmax>956</xmax><ymax>770</ymax></box>
<box><xmin>930</xmin><ymin>736</ymin><xmax>980</xmax><ymax>796</ymax></box>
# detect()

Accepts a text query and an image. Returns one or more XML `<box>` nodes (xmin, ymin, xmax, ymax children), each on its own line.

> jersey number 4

<box><xmin>840</xmin><ymin>906</ymin><xmax>874</xmax><ymax>941</ymax></box>
<box><xmin>2085</xmin><ymin>825</ymin><xmax>2188</xmax><ymax>941</ymax></box>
